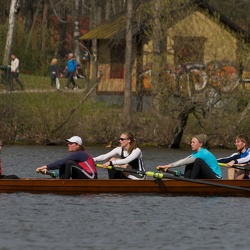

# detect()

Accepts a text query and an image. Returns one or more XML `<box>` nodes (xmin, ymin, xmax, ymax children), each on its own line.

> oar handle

<box><xmin>166</xmin><ymin>169</ymin><xmax>183</xmax><ymax>177</ymax></box>
<box><xmin>37</xmin><ymin>169</ymin><xmax>58</xmax><ymax>179</ymax></box>
<box><xmin>218</xmin><ymin>162</ymin><xmax>250</xmax><ymax>171</ymax></box>
<box><xmin>156</xmin><ymin>166</ymin><xmax>183</xmax><ymax>177</ymax></box>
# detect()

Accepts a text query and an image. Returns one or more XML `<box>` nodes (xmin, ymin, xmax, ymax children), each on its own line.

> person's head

<box><xmin>191</xmin><ymin>134</ymin><xmax>208</xmax><ymax>151</ymax></box>
<box><xmin>119</xmin><ymin>132</ymin><xmax>137</xmax><ymax>154</ymax></box>
<box><xmin>51</xmin><ymin>58</ymin><xmax>57</xmax><ymax>65</ymax></box>
<box><xmin>11</xmin><ymin>53</ymin><xmax>16</xmax><ymax>60</ymax></box>
<box><xmin>0</xmin><ymin>140</ymin><xmax>2</xmax><ymax>152</ymax></box>
<box><xmin>68</xmin><ymin>53</ymin><xmax>73</xmax><ymax>59</ymax></box>
<box><xmin>234</xmin><ymin>134</ymin><xmax>249</xmax><ymax>152</ymax></box>
<box><xmin>65</xmin><ymin>136</ymin><xmax>84</xmax><ymax>152</ymax></box>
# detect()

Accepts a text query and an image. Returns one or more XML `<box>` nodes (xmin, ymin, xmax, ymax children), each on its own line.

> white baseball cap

<box><xmin>66</xmin><ymin>136</ymin><xmax>83</xmax><ymax>145</ymax></box>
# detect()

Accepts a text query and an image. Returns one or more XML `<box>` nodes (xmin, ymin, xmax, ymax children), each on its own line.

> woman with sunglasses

<box><xmin>93</xmin><ymin>132</ymin><xmax>145</xmax><ymax>179</ymax></box>
<box><xmin>36</xmin><ymin>136</ymin><xmax>97</xmax><ymax>179</ymax></box>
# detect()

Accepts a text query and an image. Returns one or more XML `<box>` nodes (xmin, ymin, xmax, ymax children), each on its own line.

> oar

<box><xmin>218</xmin><ymin>163</ymin><xmax>250</xmax><ymax>171</ymax></box>
<box><xmin>36</xmin><ymin>169</ymin><xmax>59</xmax><ymax>179</ymax></box>
<box><xmin>96</xmin><ymin>164</ymin><xmax>250</xmax><ymax>192</ymax></box>
<box><xmin>96</xmin><ymin>164</ymin><xmax>183</xmax><ymax>177</ymax></box>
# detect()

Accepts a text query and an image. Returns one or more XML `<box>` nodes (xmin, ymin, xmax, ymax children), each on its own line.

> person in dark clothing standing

<box><xmin>49</xmin><ymin>58</ymin><xmax>59</xmax><ymax>88</ymax></box>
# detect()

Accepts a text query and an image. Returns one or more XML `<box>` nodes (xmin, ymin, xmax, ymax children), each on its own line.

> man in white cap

<box><xmin>36</xmin><ymin>136</ymin><xmax>97</xmax><ymax>179</ymax></box>
<box><xmin>157</xmin><ymin>134</ymin><xmax>222</xmax><ymax>179</ymax></box>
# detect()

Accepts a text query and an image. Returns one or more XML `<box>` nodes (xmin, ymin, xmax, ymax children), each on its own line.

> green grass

<box><xmin>0</xmin><ymin>73</ymin><xmax>88</xmax><ymax>90</ymax></box>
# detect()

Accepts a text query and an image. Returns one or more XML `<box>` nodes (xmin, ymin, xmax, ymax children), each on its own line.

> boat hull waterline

<box><xmin>0</xmin><ymin>179</ymin><xmax>250</xmax><ymax>196</ymax></box>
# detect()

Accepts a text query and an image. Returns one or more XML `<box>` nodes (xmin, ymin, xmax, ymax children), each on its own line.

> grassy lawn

<box><xmin>0</xmin><ymin>73</ymin><xmax>88</xmax><ymax>91</ymax></box>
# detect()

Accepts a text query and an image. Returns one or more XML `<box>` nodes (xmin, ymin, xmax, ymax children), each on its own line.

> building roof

<box><xmin>80</xmin><ymin>15</ymin><xmax>126</xmax><ymax>40</ymax></box>
<box><xmin>80</xmin><ymin>0</ymin><xmax>250</xmax><ymax>42</ymax></box>
<box><xmin>80</xmin><ymin>14</ymin><xmax>140</xmax><ymax>40</ymax></box>
<box><xmin>196</xmin><ymin>0</ymin><xmax>250</xmax><ymax>41</ymax></box>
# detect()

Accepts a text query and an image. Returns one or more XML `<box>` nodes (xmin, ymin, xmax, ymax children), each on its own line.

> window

<box><xmin>110</xmin><ymin>44</ymin><xmax>125</xmax><ymax>78</ymax></box>
<box><xmin>173</xmin><ymin>36</ymin><xmax>207</xmax><ymax>64</ymax></box>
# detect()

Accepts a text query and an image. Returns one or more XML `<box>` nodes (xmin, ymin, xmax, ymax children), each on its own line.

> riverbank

<box><xmin>0</xmin><ymin>74</ymin><xmax>248</xmax><ymax>149</ymax></box>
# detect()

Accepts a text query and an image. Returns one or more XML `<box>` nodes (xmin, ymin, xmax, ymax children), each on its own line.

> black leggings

<box><xmin>59</xmin><ymin>160</ymin><xmax>97</xmax><ymax>179</ymax></box>
<box><xmin>108</xmin><ymin>169</ymin><xmax>124</xmax><ymax>179</ymax></box>
<box><xmin>66</xmin><ymin>71</ymin><xmax>76</xmax><ymax>88</ymax></box>
<box><xmin>184</xmin><ymin>158</ymin><xmax>218</xmax><ymax>179</ymax></box>
<box><xmin>0</xmin><ymin>174</ymin><xmax>19</xmax><ymax>179</ymax></box>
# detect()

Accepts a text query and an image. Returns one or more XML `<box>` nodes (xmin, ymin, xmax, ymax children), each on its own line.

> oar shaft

<box><xmin>96</xmin><ymin>164</ymin><xmax>250</xmax><ymax>192</ymax></box>
<box><xmin>96</xmin><ymin>164</ymin><xmax>183</xmax><ymax>177</ymax></box>
<box><xmin>160</xmin><ymin>172</ymin><xmax>250</xmax><ymax>192</ymax></box>
<box><xmin>218</xmin><ymin>162</ymin><xmax>250</xmax><ymax>171</ymax></box>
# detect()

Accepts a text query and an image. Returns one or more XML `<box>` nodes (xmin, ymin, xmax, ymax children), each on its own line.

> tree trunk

<box><xmin>89</xmin><ymin>0</ymin><xmax>99</xmax><ymax>81</ymax></box>
<box><xmin>3</xmin><ymin>0</ymin><xmax>18</xmax><ymax>65</ymax></box>
<box><xmin>25</xmin><ymin>0</ymin><xmax>42</xmax><ymax>53</ymax></box>
<box><xmin>170</xmin><ymin>114</ymin><xmax>189</xmax><ymax>149</ymax></box>
<box><xmin>123</xmin><ymin>0</ymin><xmax>133</xmax><ymax>122</ymax></box>
<box><xmin>136</xmin><ymin>36</ymin><xmax>144</xmax><ymax>112</ymax></box>
<box><xmin>170</xmin><ymin>106</ymin><xmax>195</xmax><ymax>148</ymax></box>
<box><xmin>41</xmin><ymin>0</ymin><xmax>48</xmax><ymax>52</ymax></box>
<box><xmin>58</xmin><ymin>8</ymin><xmax>68</xmax><ymax>58</ymax></box>
<box><xmin>105</xmin><ymin>0</ymin><xmax>111</xmax><ymax>20</ymax></box>
<box><xmin>74</xmin><ymin>0</ymin><xmax>80</xmax><ymax>63</ymax></box>
<box><xmin>151</xmin><ymin>0</ymin><xmax>162</xmax><ymax>112</ymax></box>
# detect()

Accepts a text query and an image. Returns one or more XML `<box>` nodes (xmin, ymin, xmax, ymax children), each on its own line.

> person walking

<box><xmin>49</xmin><ymin>58</ymin><xmax>60</xmax><ymax>88</ymax></box>
<box><xmin>63</xmin><ymin>53</ymin><xmax>78</xmax><ymax>90</ymax></box>
<box><xmin>10</xmin><ymin>53</ymin><xmax>24</xmax><ymax>91</ymax></box>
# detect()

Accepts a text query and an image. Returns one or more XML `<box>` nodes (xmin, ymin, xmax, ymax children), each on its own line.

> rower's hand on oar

<box><xmin>226</xmin><ymin>160</ymin><xmax>236</xmax><ymax>168</ymax></box>
<box><xmin>36</xmin><ymin>166</ymin><xmax>47</xmax><ymax>174</ymax></box>
<box><xmin>102</xmin><ymin>162</ymin><xmax>111</xmax><ymax>169</ymax></box>
<box><xmin>156</xmin><ymin>164</ymin><xmax>171</xmax><ymax>172</ymax></box>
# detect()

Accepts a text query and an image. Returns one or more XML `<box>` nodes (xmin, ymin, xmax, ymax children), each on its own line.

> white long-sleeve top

<box><xmin>93</xmin><ymin>147</ymin><xmax>143</xmax><ymax>165</ymax></box>
<box><xmin>11</xmin><ymin>58</ymin><xmax>20</xmax><ymax>73</ymax></box>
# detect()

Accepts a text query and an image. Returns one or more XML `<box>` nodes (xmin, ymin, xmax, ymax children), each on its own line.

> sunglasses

<box><xmin>119</xmin><ymin>138</ymin><xmax>128</xmax><ymax>141</ymax></box>
<box><xmin>67</xmin><ymin>142</ymin><xmax>76</xmax><ymax>145</ymax></box>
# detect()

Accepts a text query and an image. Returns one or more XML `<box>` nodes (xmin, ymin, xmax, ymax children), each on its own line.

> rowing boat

<box><xmin>0</xmin><ymin>178</ymin><xmax>250</xmax><ymax>196</ymax></box>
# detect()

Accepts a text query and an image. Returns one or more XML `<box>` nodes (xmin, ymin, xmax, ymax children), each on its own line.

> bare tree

<box><xmin>140</xmin><ymin>0</ymin><xmax>249</xmax><ymax>148</ymax></box>
<box><xmin>74</xmin><ymin>0</ymin><xmax>81</xmax><ymax>62</ymax></box>
<box><xmin>24</xmin><ymin>0</ymin><xmax>42</xmax><ymax>52</ymax></box>
<box><xmin>3</xmin><ymin>0</ymin><xmax>18</xmax><ymax>65</ymax></box>
<box><xmin>123</xmin><ymin>0</ymin><xmax>133</xmax><ymax>123</ymax></box>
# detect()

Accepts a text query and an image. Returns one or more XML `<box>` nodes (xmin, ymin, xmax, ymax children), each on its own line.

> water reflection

<box><xmin>0</xmin><ymin>146</ymin><xmax>249</xmax><ymax>250</ymax></box>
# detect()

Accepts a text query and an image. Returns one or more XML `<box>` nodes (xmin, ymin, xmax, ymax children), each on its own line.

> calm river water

<box><xmin>0</xmin><ymin>145</ymin><xmax>249</xmax><ymax>250</ymax></box>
